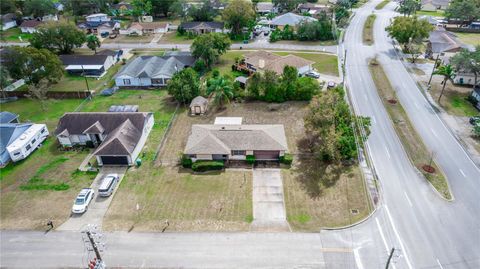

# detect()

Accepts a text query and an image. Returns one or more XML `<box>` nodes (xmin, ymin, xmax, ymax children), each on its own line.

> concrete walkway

<box><xmin>250</xmin><ymin>169</ymin><xmax>290</xmax><ymax>232</ymax></box>
<box><xmin>57</xmin><ymin>166</ymin><xmax>127</xmax><ymax>231</ymax></box>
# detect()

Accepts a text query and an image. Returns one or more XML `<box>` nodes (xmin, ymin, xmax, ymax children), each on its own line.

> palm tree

<box><xmin>207</xmin><ymin>75</ymin><xmax>234</xmax><ymax>109</ymax></box>
<box><xmin>433</xmin><ymin>64</ymin><xmax>456</xmax><ymax>103</ymax></box>
<box><xmin>86</xmin><ymin>34</ymin><xmax>101</xmax><ymax>54</ymax></box>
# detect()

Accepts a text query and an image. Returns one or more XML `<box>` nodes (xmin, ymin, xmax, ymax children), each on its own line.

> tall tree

<box><xmin>89</xmin><ymin>0</ymin><xmax>114</xmax><ymax>13</ymax></box>
<box><xmin>450</xmin><ymin>46</ymin><xmax>480</xmax><ymax>88</ymax></box>
<box><xmin>385</xmin><ymin>16</ymin><xmax>433</xmax><ymax>52</ymax></box>
<box><xmin>397</xmin><ymin>0</ymin><xmax>421</xmax><ymax>16</ymax></box>
<box><xmin>222</xmin><ymin>0</ymin><xmax>255</xmax><ymax>36</ymax></box>
<box><xmin>24</xmin><ymin>0</ymin><xmax>56</xmax><ymax>18</ymax></box>
<box><xmin>191</xmin><ymin>33</ymin><xmax>231</xmax><ymax>68</ymax></box>
<box><xmin>27</xmin><ymin>78</ymin><xmax>49</xmax><ymax>110</ymax></box>
<box><xmin>30</xmin><ymin>21</ymin><xmax>86</xmax><ymax>54</ymax></box>
<box><xmin>132</xmin><ymin>0</ymin><xmax>152</xmax><ymax>20</ymax></box>
<box><xmin>169</xmin><ymin>0</ymin><xmax>188</xmax><ymax>19</ymax></box>
<box><xmin>166</xmin><ymin>68</ymin><xmax>201</xmax><ymax>104</ymax></box>
<box><xmin>281</xmin><ymin>65</ymin><xmax>298</xmax><ymax>100</ymax></box>
<box><xmin>1</xmin><ymin>0</ymin><xmax>16</xmax><ymax>14</ymax></box>
<box><xmin>445</xmin><ymin>0</ymin><xmax>480</xmax><ymax>27</ymax></box>
<box><xmin>273</xmin><ymin>0</ymin><xmax>300</xmax><ymax>12</ymax></box>
<box><xmin>61</xmin><ymin>0</ymin><xmax>96</xmax><ymax>16</ymax></box>
<box><xmin>2</xmin><ymin>46</ymin><xmax>63</xmax><ymax>85</ymax></box>
<box><xmin>152</xmin><ymin>0</ymin><xmax>177</xmax><ymax>17</ymax></box>
<box><xmin>207</xmin><ymin>75</ymin><xmax>234</xmax><ymax>109</ymax></box>
<box><xmin>189</xmin><ymin>0</ymin><xmax>216</xmax><ymax>21</ymax></box>
<box><xmin>433</xmin><ymin>64</ymin><xmax>456</xmax><ymax>103</ymax></box>
<box><xmin>0</xmin><ymin>67</ymin><xmax>11</xmax><ymax>98</ymax></box>
<box><xmin>86</xmin><ymin>34</ymin><xmax>101</xmax><ymax>53</ymax></box>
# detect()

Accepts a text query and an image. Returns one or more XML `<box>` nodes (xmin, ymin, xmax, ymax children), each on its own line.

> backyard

<box><xmin>0</xmin><ymin>27</ymin><xmax>32</xmax><ymax>42</ymax></box>
<box><xmin>455</xmin><ymin>33</ymin><xmax>480</xmax><ymax>47</ymax></box>
<box><xmin>0</xmin><ymin>90</ymin><xmax>174</xmax><ymax>230</ymax></box>
<box><xmin>429</xmin><ymin>81</ymin><xmax>479</xmax><ymax>117</ymax></box>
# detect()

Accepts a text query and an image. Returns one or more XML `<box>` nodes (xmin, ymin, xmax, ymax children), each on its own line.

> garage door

<box><xmin>254</xmin><ymin>151</ymin><xmax>279</xmax><ymax>160</ymax></box>
<box><xmin>101</xmin><ymin>156</ymin><xmax>129</xmax><ymax>165</ymax></box>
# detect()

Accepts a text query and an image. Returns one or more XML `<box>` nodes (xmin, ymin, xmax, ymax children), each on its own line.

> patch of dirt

<box><xmin>422</xmin><ymin>165</ymin><xmax>435</xmax><ymax>173</ymax></box>
<box><xmin>388</xmin><ymin>99</ymin><xmax>397</xmax><ymax>104</ymax></box>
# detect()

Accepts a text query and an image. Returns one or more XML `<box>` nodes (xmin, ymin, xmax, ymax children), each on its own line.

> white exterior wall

<box><xmin>20</xmin><ymin>27</ymin><xmax>37</xmax><ymax>33</ymax></box>
<box><xmin>67</xmin><ymin>134</ymin><xmax>91</xmax><ymax>145</ymax></box>
<box><xmin>421</xmin><ymin>3</ymin><xmax>437</xmax><ymax>11</ymax></box>
<box><xmin>130</xmin><ymin>115</ymin><xmax>154</xmax><ymax>164</ymax></box>
<box><xmin>2</xmin><ymin>21</ymin><xmax>17</xmax><ymax>30</ymax></box>
<box><xmin>194</xmin><ymin>154</ymin><xmax>213</xmax><ymax>161</ymax></box>
<box><xmin>87</xmin><ymin>15</ymin><xmax>110</xmax><ymax>22</ymax></box>
<box><xmin>454</xmin><ymin>73</ymin><xmax>477</xmax><ymax>86</ymax></box>
<box><xmin>58</xmin><ymin>136</ymin><xmax>71</xmax><ymax>146</ymax></box>
<box><xmin>115</xmin><ymin>76</ymin><xmax>153</xmax><ymax>87</ymax></box>
<box><xmin>298</xmin><ymin>65</ymin><xmax>312</xmax><ymax>75</ymax></box>
<box><xmin>103</xmin><ymin>56</ymin><xmax>116</xmax><ymax>71</ymax></box>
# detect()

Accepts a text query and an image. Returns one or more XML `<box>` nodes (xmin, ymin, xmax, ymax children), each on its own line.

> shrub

<box><xmin>181</xmin><ymin>156</ymin><xmax>193</xmax><ymax>168</ymax></box>
<box><xmin>280</xmin><ymin>153</ymin><xmax>293</xmax><ymax>165</ymax></box>
<box><xmin>467</xmin><ymin>95</ymin><xmax>479</xmax><ymax>107</ymax></box>
<box><xmin>246</xmin><ymin>155</ymin><xmax>255</xmax><ymax>164</ymax></box>
<box><xmin>192</xmin><ymin>160</ymin><xmax>224</xmax><ymax>172</ymax></box>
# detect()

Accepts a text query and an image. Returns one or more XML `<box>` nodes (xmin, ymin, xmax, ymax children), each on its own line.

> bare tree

<box><xmin>27</xmin><ymin>79</ymin><xmax>49</xmax><ymax>111</ymax></box>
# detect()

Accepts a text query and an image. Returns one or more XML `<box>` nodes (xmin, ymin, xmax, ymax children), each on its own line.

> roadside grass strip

<box><xmin>375</xmin><ymin>0</ymin><xmax>390</xmax><ymax>10</ymax></box>
<box><xmin>363</xmin><ymin>15</ymin><xmax>376</xmax><ymax>46</ymax></box>
<box><xmin>368</xmin><ymin>59</ymin><xmax>452</xmax><ymax>200</ymax></box>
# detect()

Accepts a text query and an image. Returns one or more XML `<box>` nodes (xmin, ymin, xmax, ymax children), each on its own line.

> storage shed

<box><xmin>190</xmin><ymin>96</ymin><xmax>209</xmax><ymax>115</ymax></box>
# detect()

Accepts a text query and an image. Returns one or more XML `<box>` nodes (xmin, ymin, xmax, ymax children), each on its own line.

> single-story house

<box><xmin>470</xmin><ymin>86</ymin><xmax>480</xmax><ymax>110</ymax></box>
<box><xmin>54</xmin><ymin>112</ymin><xmax>154</xmax><ymax>166</ymax></box>
<box><xmin>180</xmin><ymin>21</ymin><xmax>225</xmax><ymax>34</ymax></box>
<box><xmin>453</xmin><ymin>72</ymin><xmax>478</xmax><ymax>86</ymax></box>
<box><xmin>190</xmin><ymin>96</ymin><xmax>209</xmax><ymax>115</ymax></box>
<box><xmin>234</xmin><ymin>76</ymin><xmax>248</xmax><ymax>88</ymax></box>
<box><xmin>86</xmin><ymin>13</ymin><xmax>110</xmax><ymax>22</ymax></box>
<box><xmin>112</xmin><ymin>1</ymin><xmax>133</xmax><ymax>14</ymax></box>
<box><xmin>59</xmin><ymin>50</ymin><xmax>118</xmax><ymax>78</ymax></box>
<box><xmin>19</xmin><ymin>20</ymin><xmax>43</xmax><ymax>33</ymax></box>
<box><xmin>114</xmin><ymin>51</ymin><xmax>196</xmax><ymax>88</ymax></box>
<box><xmin>122</xmin><ymin>22</ymin><xmax>169</xmax><ymax>35</ymax></box>
<box><xmin>270</xmin><ymin>12</ymin><xmax>317</xmax><ymax>30</ymax></box>
<box><xmin>426</xmin><ymin>28</ymin><xmax>464</xmax><ymax>58</ymax></box>
<box><xmin>42</xmin><ymin>14</ymin><xmax>58</xmax><ymax>21</ymax></box>
<box><xmin>1</xmin><ymin>13</ymin><xmax>17</xmax><ymax>30</ymax></box>
<box><xmin>243</xmin><ymin>50</ymin><xmax>314</xmax><ymax>75</ymax></box>
<box><xmin>421</xmin><ymin>0</ymin><xmax>450</xmax><ymax>11</ymax></box>
<box><xmin>78</xmin><ymin>21</ymin><xmax>120</xmax><ymax>34</ymax></box>
<box><xmin>297</xmin><ymin>3</ymin><xmax>330</xmax><ymax>16</ymax></box>
<box><xmin>256</xmin><ymin>2</ymin><xmax>276</xmax><ymax>15</ymax></box>
<box><xmin>0</xmin><ymin>111</ymin><xmax>19</xmax><ymax>124</ymax></box>
<box><xmin>54</xmin><ymin>3</ymin><xmax>64</xmax><ymax>12</ymax></box>
<box><xmin>184</xmin><ymin>123</ymin><xmax>288</xmax><ymax>163</ymax></box>
<box><xmin>0</xmin><ymin>123</ymin><xmax>49</xmax><ymax>166</ymax></box>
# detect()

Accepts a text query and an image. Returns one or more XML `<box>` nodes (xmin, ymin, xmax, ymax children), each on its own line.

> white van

<box><xmin>98</xmin><ymin>174</ymin><xmax>119</xmax><ymax>197</ymax></box>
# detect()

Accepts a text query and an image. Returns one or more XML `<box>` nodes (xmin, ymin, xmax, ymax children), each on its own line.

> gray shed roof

<box><xmin>115</xmin><ymin>54</ymin><xmax>195</xmax><ymax>79</ymax></box>
<box><xmin>270</xmin><ymin>12</ymin><xmax>317</xmax><ymax>26</ymax></box>
<box><xmin>190</xmin><ymin>96</ymin><xmax>208</xmax><ymax>107</ymax></box>
<box><xmin>185</xmin><ymin>124</ymin><xmax>288</xmax><ymax>155</ymax></box>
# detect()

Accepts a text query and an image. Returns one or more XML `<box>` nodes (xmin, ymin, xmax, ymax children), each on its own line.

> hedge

<box><xmin>181</xmin><ymin>156</ymin><xmax>193</xmax><ymax>168</ymax></box>
<box><xmin>192</xmin><ymin>161</ymin><xmax>224</xmax><ymax>172</ymax></box>
<box><xmin>280</xmin><ymin>153</ymin><xmax>293</xmax><ymax>165</ymax></box>
<box><xmin>246</xmin><ymin>155</ymin><xmax>255</xmax><ymax>164</ymax></box>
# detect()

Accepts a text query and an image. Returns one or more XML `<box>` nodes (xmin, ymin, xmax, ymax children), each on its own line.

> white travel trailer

<box><xmin>7</xmin><ymin>124</ymin><xmax>49</xmax><ymax>162</ymax></box>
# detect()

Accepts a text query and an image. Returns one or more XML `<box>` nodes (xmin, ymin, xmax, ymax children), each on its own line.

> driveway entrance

<box><xmin>251</xmin><ymin>169</ymin><xmax>290</xmax><ymax>232</ymax></box>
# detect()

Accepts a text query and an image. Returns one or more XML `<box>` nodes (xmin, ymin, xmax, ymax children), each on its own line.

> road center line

<box><xmin>375</xmin><ymin>218</ymin><xmax>390</xmax><ymax>253</ymax></box>
<box><xmin>385</xmin><ymin>205</ymin><xmax>414</xmax><ymax>269</ymax></box>
<box><xmin>431</xmin><ymin>129</ymin><xmax>438</xmax><ymax>138</ymax></box>
<box><xmin>364</xmin><ymin>93</ymin><xmax>368</xmax><ymax>101</ymax></box>
<box><xmin>404</xmin><ymin>192</ymin><xmax>413</xmax><ymax>207</ymax></box>
<box><xmin>385</xmin><ymin>146</ymin><xmax>391</xmax><ymax>159</ymax></box>
<box><xmin>459</xmin><ymin>169</ymin><xmax>466</xmax><ymax>178</ymax></box>
<box><xmin>436</xmin><ymin>258</ymin><xmax>445</xmax><ymax>269</ymax></box>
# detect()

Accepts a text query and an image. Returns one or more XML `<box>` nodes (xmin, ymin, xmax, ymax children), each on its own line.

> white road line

<box><xmin>364</xmin><ymin>93</ymin><xmax>368</xmax><ymax>101</ymax></box>
<box><xmin>375</xmin><ymin>218</ymin><xmax>390</xmax><ymax>253</ymax></box>
<box><xmin>371</xmin><ymin>115</ymin><xmax>376</xmax><ymax>124</ymax></box>
<box><xmin>404</xmin><ymin>192</ymin><xmax>413</xmax><ymax>207</ymax></box>
<box><xmin>414</xmin><ymin>102</ymin><xmax>420</xmax><ymax>109</ymax></box>
<box><xmin>385</xmin><ymin>146</ymin><xmax>391</xmax><ymax>159</ymax></box>
<box><xmin>353</xmin><ymin>248</ymin><xmax>364</xmax><ymax>269</ymax></box>
<box><xmin>431</xmin><ymin>129</ymin><xmax>438</xmax><ymax>138</ymax></box>
<box><xmin>385</xmin><ymin>205</ymin><xmax>414</xmax><ymax>269</ymax></box>
<box><xmin>459</xmin><ymin>169</ymin><xmax>466</xmax><ymax>178</ymax></box>
<box><xmin>436</xmin><ymin>258</ymin><xmax>445</xmax><ymax>269</ymax></box>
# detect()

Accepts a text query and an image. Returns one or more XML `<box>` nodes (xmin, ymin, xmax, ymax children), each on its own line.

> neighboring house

<box><xmin>190</xmin><ymin>96</ymin><xmax>209</xmax><ymax>115</ymax></box>
<box><xmin>453</xmin><ymin>72</ymin><xmax>478</xmax><ymax>86</ymax></box>
<box><xmin>86</xmin><ymin>13</ymin><xmax>110</xmax><ymax>22</ymax></box>
<box><xmin>421</xmin><ymin>0</ymin><xmax>450</xmax><ymax>11</ymax></box>
<box><xmin>243</xmin><ymin>50</ymin><xmax>314</xmax><ymax>75</ymax></box>
<box><xmin>1</xmin><ymin>13</ymin><xmax>17</xmax><ymax>30</ymax></box>
<box><xmin>0</xmin><ymin>123</ymin><xmax>49</xmax><ymax>167</ymax></box>
<box><xmin>122</xmin><ymin>22</ymin><xmax>169</xmax><ymax>35</ymax></box>
<box><xmin>270</xmin><ymin>12</ymin><xmax>317</xmax><ymax>30</ymax></box>
<box><xmin>180</xmin><ymin>21</ymin><xmax>225</xmax><ymax>34</ymax></box>
<box><xmin>297</xmin><ymin>3</ymin><xmax>330</xmax><ymax>16</ymax></box>
<box><xmin>112</xmin><ymin>1</ymin><xmax>133</xmax><ymax>14</ymax></box>
<box><xmin>114</xmin><ymin>51</ymin><xmax>196</xmax><ymax>88</ymax></box>
<box><xmin>108</xmin><ymin>105</ymin><xmax>139</xmax><ymax>112</ymax></box>
<box><xmin>78</xmin><ymin>21</ymin><xmax>120</xmax><ymax>34</ymax></box>
<box><xmin>234</xmin><ymin>76</ymin><xmax>248</xmax><ymax>88</ymax></box>
<box><xmin>256</xmin><ymin>2</ymin><xmax>276</xmax><ymax>15</ymax></box>
<box><xmin>19</xmin><ymin>20</ymin><xmax>43</xmax><ymax>33</ymax></box>
<box><xmin>42</xmin><ymin>14</ymin><xmax>58</xmax><ymax>21</ymax></box>
<box><xmin>184</xmin><ymin>122</ymin><xmax>289</xmax><ymax>163</ymax></box>
<box><xmin>59</xmin><ymin>50</ymin><xmax>118</xmax><ymax>78</ymax></box>
<box><xmin>471</xmin><ymin>86</ymin><xmax>480</xmax><ymax>110</ymax></box>
<box><xmin>54</xmin><ymin>3</ymin><xmax>64</xmax><ymax>12</ymax></box>
<box><xmin>0</xmin><ymin>112</ymin><xmax>19</xmax><ymax>124</ymax></box>
<box><xmin>54</xmin><ymin>112</ymin><xmax>154</xmax><ymax>166</ymax></box>
<box><xmin>426</xmin><ymin>28</ymin><xmax>464</xmax><ymax>58</ymax></box>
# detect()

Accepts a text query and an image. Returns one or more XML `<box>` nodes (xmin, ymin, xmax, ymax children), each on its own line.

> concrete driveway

<box><xmin>57</xmin><ymin>166</ymin><xmax>127</xmax><ymax>231</ymax></box>
<box><xmin>251</xmin><ymin>169</ymin><xmax>290</xmax><ymax>232</ymax></box>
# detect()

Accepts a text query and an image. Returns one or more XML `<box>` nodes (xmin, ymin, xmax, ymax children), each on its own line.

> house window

<box><xmin>14</xmin><ymin>152</ymin><xmax>20</xmax><ymax>156</ymax></box>
<box><xmin>31</xmin><ymin>138</ymin><xmax>37</xmax><ymax>144</ymax></box>
<box><xmin>40</xmin><ymin>128</ymin><xmax>45</xmax><ymax>134</ymax></box>
<box><xmin>151</xmin><ymin>78</ymin><xmax>163</xmax><ymax>85</ymax></box>
<box><xmin>26</xmin><ymin>144</ymin><xmax>31</xmax><ymax>150</ymax></box>
<box><xmin>232</xmin><ymin>150</ymin><xmax>246</xmax><ymax>156</ymax></box>
<box><xmin>123</xmin><ymin>79</ymin><xmax>131</xmax><ymax>85</ymax></box>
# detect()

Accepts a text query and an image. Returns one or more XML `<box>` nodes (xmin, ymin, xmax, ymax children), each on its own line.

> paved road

<box><xmin>342</xmin><ymin>0</ymin><xmax>480</xmax><ymax>268</ymax></box>
<box><xmin>251</xmin><ymin>169</ymin><xmax>290</xmax><ymax>232</ymax></box>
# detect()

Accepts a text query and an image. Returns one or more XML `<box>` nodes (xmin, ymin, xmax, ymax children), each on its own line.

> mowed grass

<box><xmin>0</xmin><ymin>27</ymin><xmax>32</xmax><ymax>42</ymax></box>
<box><xmin>49</xmin><ymin>63</ymin><xmax>122</xmax><ymax>92</ymax></box>
<box><xmin>284</xmin><ymin>164</ymin><xmax>371</xmax><ymax>231</ymax></box>
<box><xmin>375</xmin><ymin>0</ymin><xmax>390</xmax><ymax>9</ymax></box>
<box><xmin>429</xmin><ymin>83</ymin><xmax>479</xmax><ymax>117</ymax></box>
<box><xmin>275</xmin><ymin>51</ymin><xmax>339</xmax><ymax>76</ymax></box>
<box><xmin>0</xmin><ymin>90</ymin><xmax>175</xmax><ymax>230</ymax></box>
<box><xmin>416</xmin><ymin>10</ymin><xmax>445</xmax><ymax>17</ymax></box>
<box><xmin>103</xmin><ymin>34</ymin><xmax>154</xmax><ymax>44</ymax></box>
<box><xmin>158</xmin><ymin>32</ymin><xmax>194</xmax><ymax>44</ymax></box>
<box><xmin>368</xmin><ymin>59</ymin><xmax>452</xmax><ymax>199</ymax></box>
<box><xmin>455</xmin><ymin>33</ymin><xmax>480</xmax><ymax>46</ymax></box>
<box><xmin>363</xmin><ymin>14</ymin><xmax>376</xmax><ymax>45</ymax></box>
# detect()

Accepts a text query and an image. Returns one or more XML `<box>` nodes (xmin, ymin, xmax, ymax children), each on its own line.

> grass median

<box><xmin>375</xmin><ymin>0</ymin><xmax>390</xmax><ymax>10</ymax></box>
<box><xmin>368</xmin><ymin>59</ymin><xmax>452</xmax><ymax>200</ymax></box>
<box><xmin>363</xmin><ymin>15</ymin><xmax>376</xmax><ymax>46</ymax></box>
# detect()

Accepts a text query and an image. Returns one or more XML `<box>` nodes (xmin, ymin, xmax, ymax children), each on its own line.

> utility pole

<box><xmin>81</xmin><ymin>65</ymin><xmax>91</xmax><ymax>94</ymax></box>
<box><xmin>342</xmin><ymin>49</ymin><xmax>347</xmax><ymax>85</ymax></box>
<box><xmin>428</xmin><ymin>54</ymin><xmax>441</xmax><ymax>86</ymax></box>
<box><xmin>82</xmin><ymin>224</ymin><xmax>106</xmax><ymax>269</ymax></box>
<box><xmin>385</xmin><ymin>248</ymin><xmax>395</xmax><ymax>269</ymax></box>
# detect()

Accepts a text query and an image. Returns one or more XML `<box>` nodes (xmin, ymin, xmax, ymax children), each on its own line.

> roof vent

<box><xmin>20</xmin><ymin>135</ymin><xmax>27</xmax><ymax>140</ymax></box>
<box><xmin>221</xmin><ymin>126</ymin><xmax>225</xmax><ymax>130</ymax></box>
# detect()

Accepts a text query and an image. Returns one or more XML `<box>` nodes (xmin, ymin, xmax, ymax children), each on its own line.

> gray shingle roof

<box><xmin>270</xmin><ymin>12</ymin><xmax>317</xmax><ymax>26</ymax></box>
<box><xmin>93</xmin><ymin>119</ymin><xmax>141</xmax><ymax>156</ymax></box>
<box><xmin>59</xmin><ymin>54</ymin><xmax>110</xmax><ymax>66</ymax></box>
<box><xmin>429</xmin><ymin>28</ymin><xmax>463</xmax><ymax>53</ymax></box>
<box><xmin>185</xmin><ymin>124</ymin><xmax>289</xmax><ymax>155</ymax></box>
<box><xmin>190</xmin><ymin>96</ymin><xmax>208</xmax><ymax>107</ymax></box>
<box><xmin>115</xmin><ymin>54</ymin><xmax>195</xmax><ymax>79</ymax></box>
<box><xmin>180</xmin><ymin>21</ymin><xmax>224</xmax><ymax>30</ymax></box>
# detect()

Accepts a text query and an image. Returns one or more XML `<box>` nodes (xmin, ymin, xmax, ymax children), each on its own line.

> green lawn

<box><xmin>375</xmin><ymin>0</ymin><xmax>390</xmax><ymax>10</ymax></box>
<box><xmin>416</xmin><ymin>10</ymin><xmax>445</xmax><ymax>17</ymax></box>
<box><xmin>49</xmin><ymin>63</ymin><xmax>122</xmax><ymax>92</ymax></box>
<box><xmin>215</xmin><ymin>51</ymin><xmax>245</xmax><ymax>75</ymax></box>
<box><xmin>0</xmin><ymin>28</ymin><xmax>32</xmax><ymax>42</ymax></box>
<box><xmin>456</xmin><ymin>33</ymin><xmax>480</xmax><ymax>46</ymax></box>
<box><xmin>159</xmin><ymin>32</ymin><xmax>194</xmax><ymax>44</ymax></box>
<box><xmin>276</xmin><ymin>52</ymin><xmax>339</xmax><ymax>76</ymax></box>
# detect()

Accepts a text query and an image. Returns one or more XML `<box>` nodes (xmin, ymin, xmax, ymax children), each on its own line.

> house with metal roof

<box><xmin>1</xmin><ymin>13</ymin><xmax>17</xmax><ymax>30</ymax></box>
<box><xmin>59</xmin><ymin>50</ymin><xmax>118</xmax><ymax>77</ymax></box>
<box><xmin>114</xmin><ymin>52</ymin><xmax>195</xmax><ymax>88</ymax></box>
<box><xmin>54</xmin><ymin>112</ymin><xmax>154</xmax><ymax>166</ymax></box>
<box><xmin>270</xmin><ymin>12</ymin><xmax>317</xmax><ymax>30</ymax></box>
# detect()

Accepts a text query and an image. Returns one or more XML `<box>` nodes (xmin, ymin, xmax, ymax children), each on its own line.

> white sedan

<box><xmin>72</xmin><ymin>188</ymin><xmax>94</xmax><ymax>214</ymax></box>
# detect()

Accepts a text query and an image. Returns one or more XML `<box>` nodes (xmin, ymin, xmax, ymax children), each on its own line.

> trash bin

<box><xmin>136</xmin><ymin>158</ymin><xmax>142</xmax><ymax>167</ymax></box>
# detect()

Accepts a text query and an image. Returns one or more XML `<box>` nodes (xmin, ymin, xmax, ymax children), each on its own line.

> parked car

<box><xmin>469</xmin><ymin>116</ymin><xmax>480</xmax><ymax>126</ymax></box>
<box><xmin>100</xmin><ymin>32</ymin><xmax>109</xmax><ymax>38</ymax></box>
<box><xmin>98</xmin><ymin>174</ymin><xmax>119</xmax><ymax>197</ymax></box>
<box><xmin>109</xmin><ymin>34</ymin><xmax>117</xmax><ymax>39</ymax></box>
<box><xmin>72</xmin><ymin>188</ymin><xmax>94</xmax><ymax>214</ymax></box>
<box><xmin>327</xmin><ymin>81</ymin><xmax>337</xmax><ymax>89</ymax></box>
<box><xmin>306</xmin><ymin>71</ymin><xmax>320</xmax><ymax>79</ymax></box>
